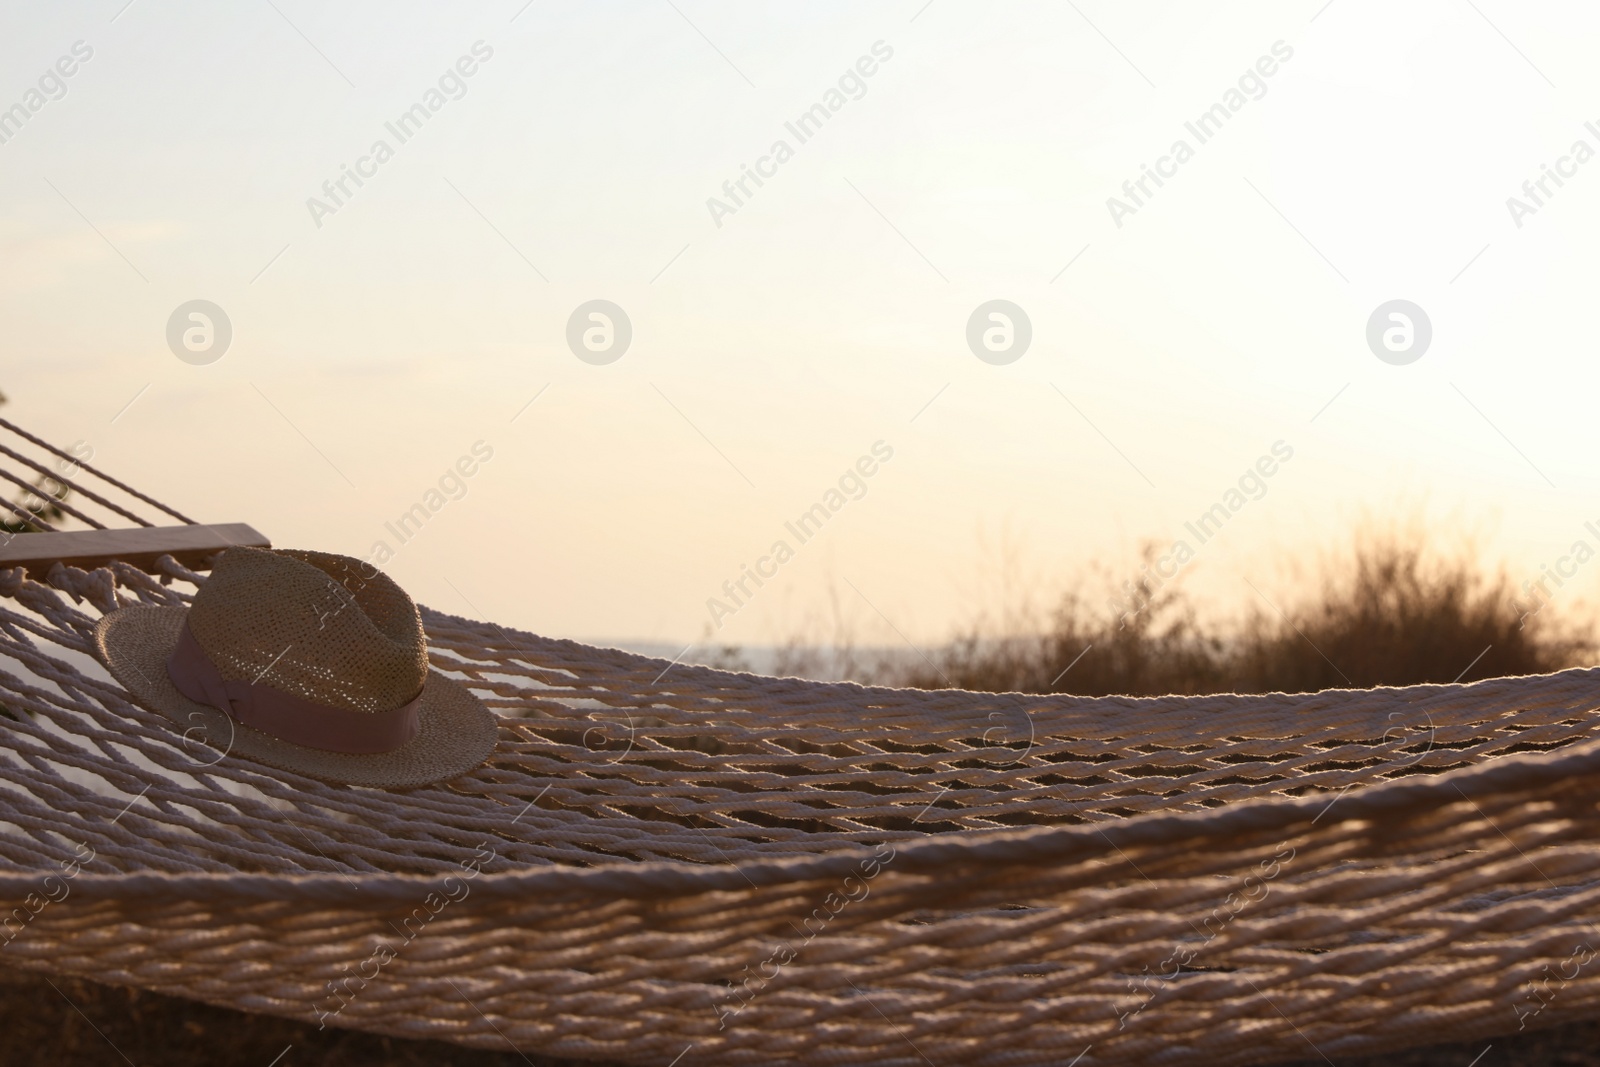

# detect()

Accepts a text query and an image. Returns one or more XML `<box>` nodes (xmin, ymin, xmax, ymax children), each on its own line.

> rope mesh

<box><xmin>0</xmin><ymin>422</ymin><xmax>1592</xmax><ymax>1064</ymax></box>
<box><xmin>0</xmin><ymin>559</ymin><xmax>1595</xmax><ymax>1064</ymax></box>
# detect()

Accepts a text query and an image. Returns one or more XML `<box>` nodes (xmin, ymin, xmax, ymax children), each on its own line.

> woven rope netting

<box><xmin>0</xmin><ymin>425</ymin><xmax>1598</xmax><ymax>1064</ymax></box>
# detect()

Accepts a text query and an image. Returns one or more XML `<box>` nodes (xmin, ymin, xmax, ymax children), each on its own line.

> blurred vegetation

<box><xmin>880</xmin><ymin>530</ymin><xmax>1596</xmax><ymax>696</ymax></box>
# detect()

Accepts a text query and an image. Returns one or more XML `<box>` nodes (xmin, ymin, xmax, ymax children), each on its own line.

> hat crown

<box><xmin>187</xmin><ymin>548</ymin><xmax>427</xmax><ymax>715</ymax></box>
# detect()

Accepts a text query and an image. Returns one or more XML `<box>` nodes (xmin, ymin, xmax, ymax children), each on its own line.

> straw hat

<box><xmin>93</xmin><ymin>547</ymin><xmax>497</xmax><ymax>788</ymax></box>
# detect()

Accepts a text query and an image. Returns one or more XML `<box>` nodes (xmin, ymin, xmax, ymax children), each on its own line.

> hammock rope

<box><xmin>0</xmin><ymin>427</ymin><xmax>1594</xmax><ymax>1065</ymax></box>
<box><xmin>0</xmin><ymin>416</ymin><xmax>193</xmax><ymax>525</ymax></box>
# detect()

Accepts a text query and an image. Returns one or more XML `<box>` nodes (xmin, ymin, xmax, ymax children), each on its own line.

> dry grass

<box><xmin>897</xmin><ymin>531</ymin><xmax>1595</xmax><ymax>696</ymax></box>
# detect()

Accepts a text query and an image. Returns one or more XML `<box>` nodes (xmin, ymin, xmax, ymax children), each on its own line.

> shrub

<box><xmin>897</xmin><ymin>533</ymin><xmax>1594</xmax><ymax>696</ymax></box>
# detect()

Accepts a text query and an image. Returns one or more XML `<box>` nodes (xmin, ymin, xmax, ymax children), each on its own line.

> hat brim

<box><xmin>94</xmin><ymin>605</ymin><xmax>498</xmax><ymax>788</ymax></box>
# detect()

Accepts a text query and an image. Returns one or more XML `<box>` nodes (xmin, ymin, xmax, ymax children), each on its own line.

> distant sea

<box><xmin>583</xmin><ymin>641</ymin><xmax>917</xmax><ymax>683</ymax></box>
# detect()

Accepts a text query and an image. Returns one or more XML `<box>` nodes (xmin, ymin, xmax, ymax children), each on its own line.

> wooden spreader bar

<box><xmin>0</xmin><ymin>524</ymin><xmax>270</xmax><ymax>579</ymax></box>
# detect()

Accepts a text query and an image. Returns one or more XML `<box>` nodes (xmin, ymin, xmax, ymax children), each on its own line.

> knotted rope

<box><xmin>0</xmin><ymin>558</ymin><xmax>1595</xmax><ymax>1066</ymax></box>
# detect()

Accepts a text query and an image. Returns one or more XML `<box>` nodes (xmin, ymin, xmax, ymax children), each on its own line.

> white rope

<box><xmin>0</xmin><ymin>560</ymin><xmax>1595</xmax><ymax>1066</ymax></box>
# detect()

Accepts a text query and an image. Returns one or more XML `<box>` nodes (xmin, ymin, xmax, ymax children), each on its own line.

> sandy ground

<box><xmin>3</xmin><ymin>967</ymin><xmax>1598</xmax><ymax>1067</ymax></box>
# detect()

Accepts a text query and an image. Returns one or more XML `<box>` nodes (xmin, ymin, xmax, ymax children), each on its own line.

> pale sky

<box><xmin>3</xmin><ymin>0</ymin><xmax>1597</xmax><ymax>650</ymax></box>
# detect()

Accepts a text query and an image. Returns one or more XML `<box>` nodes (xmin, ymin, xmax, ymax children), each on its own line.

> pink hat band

<box><xmin>166</xmin><ymin>621</ymin><xmax>423</xmax><ymax>755</ymax></box>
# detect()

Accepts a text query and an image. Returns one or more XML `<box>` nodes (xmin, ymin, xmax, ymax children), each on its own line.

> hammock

<box><xmin>0</xmin><ymin>417</ymin><xmax>1596</xmax><ymax>1067</ymax></box>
